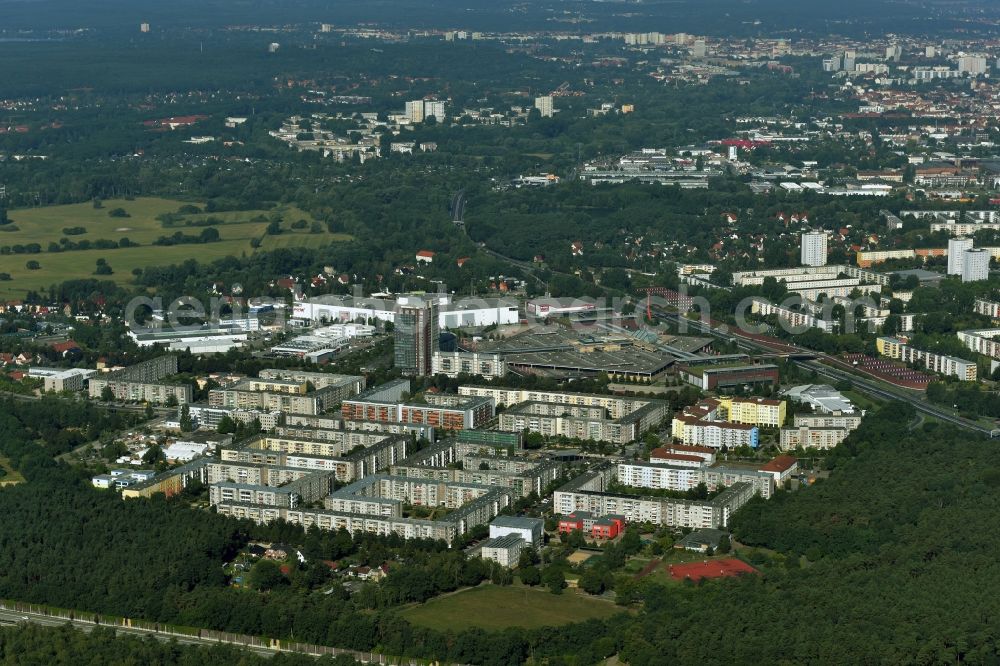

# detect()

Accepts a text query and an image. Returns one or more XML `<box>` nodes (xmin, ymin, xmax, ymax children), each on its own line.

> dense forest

<box><xmin>0</xmin><ymin>624</ymin><xmax>359</xmax><ymax>666</ymax></box>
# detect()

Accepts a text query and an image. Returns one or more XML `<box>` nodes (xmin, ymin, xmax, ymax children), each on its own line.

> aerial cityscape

<box><xmin>2</xmin><ymin>0</ymin><xmax>1000</xmax><ymax>663</ymax></box>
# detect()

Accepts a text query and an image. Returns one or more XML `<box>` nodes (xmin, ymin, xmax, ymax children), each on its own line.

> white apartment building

<box><xmin>404</xmin><ymin>100</ymin><xmax>424</xmax><ymax>124</ymax></box>
<box><xmin>671</xmin><ymin>415</ymin><xmax>758</xmax><ymax>449</ymax></box>
<box><xmin>534</xmin><ymin>96</ymin><xmax>554</xmax><ymax>118</ymax></box>
<box><xmin>877</xmin><ymin>337</ymin><xmax>977</xmax><ymax>381</ymax></box>
<box><xmin>947</xmin><ymin>237</ymin><xmax>973</xmax><ymax>275</ymax></box>
<box><xmin>974</xmin><ymin>299</ymin><xmax>1000</xmax><ymax>319</ymax></box>
<box><xmin>423</xmin><ymin>100</ymin><xmax>446</xmax><ymax>122</ymax></box>
<box><xmin>957</xmin><ymin>329</ymin><xmax>1000</xmax><ymax>360</ymax></box>
<box><xmin>962</xmin><ymin>249</ymin><xmax>990</xmax><ymax>283</ymax></box>
<box><xmin>779</xmin><ymin>426</ymin><xmax>850</xmax><ymax>450</ymax></box>
<box><xmin>800</xmin><ymin>231</ymin><xmax>828</xmax><ymax>267</ymax></box>
<box><xmin>431</xmin><ymin>351</ymin><xmax>507</xmax><ymax>379</ymax></box>
<box><xmin>750</xmin><ymin>298</ymin><xmax>835</xmax><ymax>333</ymax></box>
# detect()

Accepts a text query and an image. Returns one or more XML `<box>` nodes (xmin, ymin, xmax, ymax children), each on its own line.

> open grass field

<box><xmin>0</xmin><ymin>457</ymin><xmax>25</xmax><ymax>487</ymax></box>
<box><xmin>0</xmin><ymin>198</ymin><xmax>352</xmax><ymax>297</ymax></box>
<box><xmin>399</xmin><ymin>584</ymin><xmax>623</xmax><ymax>631</ymax></box>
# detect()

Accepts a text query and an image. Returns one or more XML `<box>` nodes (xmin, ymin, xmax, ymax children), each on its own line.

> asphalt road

<box><xmin>451</xmin><ymin>190</ymin><xmax>466</xmax><ymax>223</ymax></box>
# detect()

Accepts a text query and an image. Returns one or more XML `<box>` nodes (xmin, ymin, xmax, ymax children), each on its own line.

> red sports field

<box><xmin>668</xmin><ymin>558</ymin><xmax>758</xmax><ymax>582</ymax></box>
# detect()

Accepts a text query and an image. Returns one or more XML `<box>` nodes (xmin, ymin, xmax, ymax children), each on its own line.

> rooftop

<box><xmin>491</xmin><ymin>515</ymin><xmax>544</xmax><ymax>530</ymax></box>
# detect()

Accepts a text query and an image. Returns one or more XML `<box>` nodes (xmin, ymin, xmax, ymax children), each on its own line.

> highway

<box><xmin>450</xmin><ymin>189</ymin><xmax>467</xmax><ymax>224</ymax></box>
<box><xmin>451</xmin><ymin>189</ymin><xmax>551</xmax><ymax>288</ymax></box>
<box><xmin>652</xmin><ymin>309</ymin><xmax>995</xmax><ymax>437</ymax></box>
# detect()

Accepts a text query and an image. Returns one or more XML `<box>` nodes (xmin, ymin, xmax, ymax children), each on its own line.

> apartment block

<box><xmin>88</xmin><ymin>355</ymin><xmax>191</xmax><ymax>405</ymax></box>
<box><xmin>431</xmin><ymin>351</ymin><xmax>508</xmax><ymax>379</ymax></box>
<box><xmin>553</xmin><ymin>468</ymin><xmax>756</xmax><ymax>530</ymax></box>
<box><xmin>460</xmin><ymin>386</ymin><xmax>667</xmax><ymax>443</ymax></box>
<box><xmin>750</xmin><ymin>298</ymin><xmax>835</xmax><ymax>333</ymax></box>
<box><xmin>958</xmin><ymin>329</ymin><xmax>1000</xmax><ymax>360</ymax></box>
<box><xmin>208</xmin><ymin>372</ymin><xmax>363</xmax><ymax>415</ymax></box>
<box><xmin>876</xmin><ymin>336</ymin><xmax>977</xmax><ymax>380</ymax></box>
<box><xmin>722</xmin><ymin>396</ymin><xmax>787</xmax><ymax>427</ymax></box>
<box><xmin>343</xmin><ymin>381</ymin><xmax>495</xmax><ymax>431</ymax></box>
<box><xmin>779</xmin><ymin>426</ymin><xmax>850</xmax><ymax>450</ymax></box>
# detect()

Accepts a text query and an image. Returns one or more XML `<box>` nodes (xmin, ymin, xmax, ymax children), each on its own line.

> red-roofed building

<box><xmin>51</xmin><ymin>340</ymin><xmax>81</xmax><ymax>357</ymax></box>
<box><xmin>456</xmin><ymin>257</ymin><xmax>470</xmax><ymax>268</ymax></box>
<box><xmin>416</xmin><ymin>250</ymin><xmax>435</xmax><ymax>264</ymax></box>
<box><xmin>647</xmin><ymin>451</ymin><xmax>708</xmax><ymax>468</ymax></box>
<box><xmin>669</xmin><ymin>558</ymin><xmax>758</xmax><ymax>582</ymax></box>
<box><xmin>759</xmin><ymin>455</ymin><xmax>798</xmax><ymax>486</ymax></box>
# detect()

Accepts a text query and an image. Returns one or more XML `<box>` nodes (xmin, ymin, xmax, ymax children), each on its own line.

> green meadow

<box><xmin>0</xmin><ymin>198</ymin><xmax>351</xmax><ymax>297</ymax></box>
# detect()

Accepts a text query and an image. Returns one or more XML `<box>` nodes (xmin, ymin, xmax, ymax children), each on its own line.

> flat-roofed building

<box><xmin>431</xmin><ymin>351</ymin><xmax>507</xmax><ymax>379</ymax></box>
<box><xmin>480</xmin><ymin>534</ymin><xmax>526</xmax><ymax>567</ymax></box>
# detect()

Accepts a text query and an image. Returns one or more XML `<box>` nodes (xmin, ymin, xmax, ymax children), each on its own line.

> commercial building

<box><xmin>489</xmin><ymin>515</ymin><xmax>544</xmax><ymax>545</ymax></box>
<box><xmin>480</xmin><ymin>534</ymin><xmax>526</xmax><ymax>567</ymax></box>
<box><xmin>800</xmin><ymin>231</ymin><xmax>828</xmax><ymax>267</ymax></box>
<box><xmin>127</xmin><ymin>327</ymin><xmax>248</xmax><ymax>354</ymax></box>
<box><xmin>29</xmin><ymin>367</ymin><xmax>96</xmax><ymax>392</ymax></box>
<box><xmin>876</xmin><ymin>337</ymin><xmax>977</xmax><ymax>381</ymax></box>
<box><xmin>782</xmin><ymin>384</ymin><xmax>856</xmax><ymax>414</ymax></box>
<box><xmin>88</xmin><ymin>355</ymin><xmax>192</xmax><ymax>405</ymax></box>
<box><xmin>650</xmin><ymin>444</ymin><xmax>717</xmax><ymax>464</ymax></box>
<box><xmin>678</xmin><ymin>363</ymin><xmax>780</xmax><ymax>391</ymax></box>
<box><xmin>292</xmin><ymin>294</ymin><xmax>519</xmax><ymax>330</ymax></box>
<box><xmin>431</xmin><ymin>351</ymin><xmax>508</xmax><ymax>379</ymax></box>
<box><xmin>395</xmin><ymin>295</ymin><xmax>439</xmax><ymax>376</ymax></box>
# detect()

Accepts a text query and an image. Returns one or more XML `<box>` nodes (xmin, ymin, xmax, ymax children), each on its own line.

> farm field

<box><xmin>399</xmin><ymin>584</ymin><xmax>623</xmax><ymax>631</ymax></box>
<box><xmin>0</xmin><ymin>197</ymin><xmax>351</xmax><ymax>297</ymax></box>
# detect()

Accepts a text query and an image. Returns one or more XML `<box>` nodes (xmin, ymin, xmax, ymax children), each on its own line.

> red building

<box><xmin>558</xmin><ymin>511</ymin><xmax>593</xmax><ymax>534</ymax></box>
<box><xmin>558</xmin><ymin>512</ymin><xmax>626</xmax><ymax>539</ymax></box>
<box><xmin>592</xmin><ymin>516</ymin><xmax>625</xmax><ymax>539</ymax></box>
